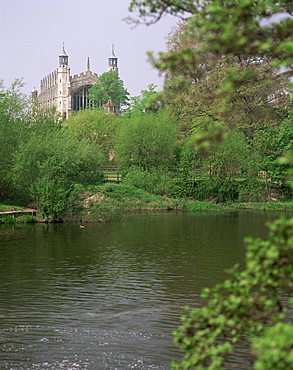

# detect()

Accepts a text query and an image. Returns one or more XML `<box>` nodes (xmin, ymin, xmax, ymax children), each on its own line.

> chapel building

<box><xmin>34</xmin><ymin>45</ymin><xmax>118</xmax><ymax>118</ymax></box>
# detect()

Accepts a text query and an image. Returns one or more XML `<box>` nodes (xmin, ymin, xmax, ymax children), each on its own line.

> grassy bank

<box><xmin>74</xmin><ymin>183</ymin><xmax>293</xmax><ymax>222</ymax></box>
<box><xmin>2</xmin><ymin>183</ymin><xmax>293</xmax><ymax>224</ymax></box>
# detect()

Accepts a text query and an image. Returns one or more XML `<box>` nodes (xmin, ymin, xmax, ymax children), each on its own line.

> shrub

<box><xmin>192</xmin><ymin>176</ymin><xmax>239</xmax><ymax>203</ymax></box>
<box><xmin>22</xmin><ymin>214</ymin><xmax>37</xmax><ymax>223</ymax></box>
<box><xmin>122</xmin><ymin>168</ymin><xmax>172</xmax><ymax>195</ymax></box>
<box><xmin>167</xmin><ymin>171</ymin><xmax>197</xmax><ymax>198</ymax></box>
<box><xmin>238</xmin><ymin>178</ymin><xmax>266</xmax><ymax>202</ymax></box>
<box><xmin>0</xmin><ymin>215</ymin><xmax>17</xmax><ymax>224</ymax></box>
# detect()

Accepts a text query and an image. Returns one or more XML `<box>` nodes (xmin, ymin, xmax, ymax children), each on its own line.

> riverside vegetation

<box><xmin>2</xmin><ymin>77</ymin><xmax>293</xmax><ymax>223</ymax></box>
<box><xmin>1</xmin><ymin>0</ymin><xmax>293</xmax><ymax>366</ymax></box>
<box><xmin>126</xmin><ymin>1</ymin><xmax>293</xmax><ymax>369</ymax></box>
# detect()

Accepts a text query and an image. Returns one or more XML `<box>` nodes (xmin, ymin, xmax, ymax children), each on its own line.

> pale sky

<box><xmin>0</xmin><ymin>0</ymin><xmax>178</xmax><ymax>98</ymax></box>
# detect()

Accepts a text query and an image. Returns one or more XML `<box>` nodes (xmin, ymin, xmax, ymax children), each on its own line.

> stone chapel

<box><xmin>33</xmin><ymin>45</ymin><xmax>118</xmax><ymax>118</ymax></box>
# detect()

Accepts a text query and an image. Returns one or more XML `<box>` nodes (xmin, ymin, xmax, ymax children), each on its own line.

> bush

<box><xmin>0</xmin><ymin>215</ymin><xmax>17</xmax><ymax>224</ymax></box>
<box><xmin>22</xmin><ymin>214</ymin><xmax>37</xmax><ymax>223</ymax></box>
<box><xmin>238</xmin><ymin>178</ymin><xmax>266</xmax><ymax>202</ymax></box>
<box><xmin>31</xmin><ymin>174</ymin><xmax>77</xmax><ymax>222</ymax></box>
<box><xmin>252</xmin><ymin>322</ymin><xmax>293</xmax><ymax>370</ymax></box>
<box><xmin>12</xmin><ymin>128</ymin><xmax>106</xmax><ymax>221</ymax></box>
<box><xmin>168</xmin><ymin>171</ymin><xmax>195</xmax><ymax>198</ymax></box>
<box><xmin>192</xmin><ymin>176</ymin><xmax>239</xmax><ymax>203</ymax></box>
<box><xmin>122</xmin><ymin>168</ymin><xmax>172</xmax><ymax>195</ymax></box>
<box><xmin>114</xmin><ymin>111</ymin><xmax>177</xmax><ymax>171</ymax></box>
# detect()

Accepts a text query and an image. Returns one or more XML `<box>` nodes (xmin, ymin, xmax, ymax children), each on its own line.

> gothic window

<box><xmin>72</xmin><ymin>85</ymin><xmax>93</xmax><ymax>112</ymax></box>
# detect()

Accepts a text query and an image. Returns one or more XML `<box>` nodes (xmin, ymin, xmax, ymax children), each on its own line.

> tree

<box><xmin>126</xmin><ymin>83</ymin><xmax>159</xmax><ymax>114</ymax></box>
<box><xmin>89</xmin><ymin>71</ymin><xmax>130</xmax><ymax>110</ymax></box>
<box><xmin>12</xmin><ymin>128</ymin><xmax>105</xmax><ymax>221</ymax></box>
<box><xmin>64</xmin><ymin>108</ymin><xmax>118</xmax><ymax>159</ymax></box>
<box><xmin>128</xmin><ymin>1</ymin><xmax>293</xmax><ymax>81</ymax></box>
<box><xmin>172</xmin><ymin>216</ymin><xmax>293</xmax><ymax>369</ymax></box>
<box><xmin>114</xmin><ymin>110</ymin><xmax>177</xmax><ymax>171</ymax></box>
<box><xmin>0</xmin><ymin>79</ymin><xmax>29</xmax><ymax>201</ymax></box>
<box><xmin>251</xmin><ymin>113</ymin><xmax>293</xmax><ymax>198</ymax></box>
<box><xmin>162</xmin><ymin>21</ymin><xmax>289</xmax><ymax>139</ymax></box>
<box><xmin>127</xmin><ymin>1</ymin><xmax>293</xmax><ymax>368</ymax></box>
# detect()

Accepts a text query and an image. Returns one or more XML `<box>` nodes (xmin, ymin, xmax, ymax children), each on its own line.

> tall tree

<box><xmin>64</xmin><ymin>108</ymin><xmax>118</xmax><ymax>159</ymax></box>
<box><xmin>162</xmin><ymin>21</ymin><xmax>289</xmax><ymax>138</ymax></box>
<box><xmin>128</xmin><ymin>0</ymin><xmax>293</xmax><ymax>82</ymax></box>
<box><xmin>114</xmin><ymin>111</ymin><xmax>177</xmax><ymax>171</ymax></box>
<box><xmin>0</xmin><ymin>79</ymin><xmax>29</xmax><ymax>201</ymax></box>
<box><xmin>126</xmin><ymin>84</ymin><xmax>159</xmax><ymax>114</ymax></box>
<box><xmin>127</xmin><ymin>1</ymin><xmax>293</xmax><ymax>368</ymax></box>
<box><xmin>89</xmin><ymin>71</ymin><xmax>130</xmax><ymax>110</ymax></box>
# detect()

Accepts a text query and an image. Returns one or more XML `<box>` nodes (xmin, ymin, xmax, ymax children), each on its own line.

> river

<box><xmin>0</xmin><ymin>211</ymin><xmax>284</xmax><ymax>369</ymax></box>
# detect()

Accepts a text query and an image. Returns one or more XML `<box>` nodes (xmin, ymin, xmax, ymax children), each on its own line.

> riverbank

<box><xmin>1</xmin><ymin>183</ymin><xmax>293</xmax><ymax>224</ymax></box>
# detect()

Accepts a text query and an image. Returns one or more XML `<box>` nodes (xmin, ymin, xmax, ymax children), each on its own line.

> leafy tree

<box><xmin>251</xmin><ymin>113</ymin><xmax>293</xmax><ymax>198</ymax></box>
<box><xmin>64</xmin><ymin>108</ymin><xmax>118</xmax><ymax>159</ymax></box>
<box><xmin>128</xmin><ymin>0</ymin><xmax>293</xmax><ymax>81</ymax></box>
<box><xmin>127</xmin><ymin>1</ymin><xmax>293</xmax><ymax>368</ymax></box>
<box><xmin>12</xmin><ymin>128</ymin><xmax>105</xmax><ymax>221</ymax></box>
<box><xmin>114</xmin><ymin>111</ymin><xmax>177</xmax><ymax>171</ymax></box>
<box><xmin>203</xmin><ymin>129</ymin><xmax>250</xmax><ymax>178</ymax></box>
<box><xmin>0</xmin><ymin>79</ymin><xmax>29</xmax><ymax>201</ymax></box>
<box><xmin>172</xmin><ymin>216</ymin><xmax>293</xmax><ymax>369</ymax></box>
<box><xmin>89</xmin><ymin>71</ymin><xmax>130</xmax><ymax>110</ymax></box>
<box><xmin>126</xmin><ymin>83</ymin><xmax>159</xmax><ymax>114</ymax></box>
<box><xmin>162</xmin><ymin>21</ymin><xmax>289</xmax><ymax>138</ymax></box>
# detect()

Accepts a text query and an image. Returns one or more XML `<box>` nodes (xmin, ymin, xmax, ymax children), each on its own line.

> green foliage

<box><xmin>200</xmin><ymin>129</ymin><xmax>251</xmax><ymax>177</ymax></box>
<box><xmin>122</xmin><ymin>168</ymin><xmax>171</xmax><ymax>195</ymax></box>
<box><xmin>114</xmin><ymin>110</ymin><xmax>177</xmax><ymax>171</ymax></box>
<box><xmin>11</xmin><ymin>122</ymin><xmax>105</xmax><ymax>221</ymax></box>
<box><xmin>126</xmin><ymin>84</ymin><xmax>159</xmax><ymax>114</ymax></box>
<box><xmin>89</xmin><ymin>71</ymin><xmax>130</xmax><ymax>109</ymax></box>
<box><xmin>190</xmin><ymin>176</ymin><xmax>239</xmax><ymax>203</ymax></box>
<box><xmin>20</xmin><ymin>214</ymin><xmax>37</xmax><ymax>223</ymax></box>
<box><xmin>0</xmin><ymin>79</ymin><xmax>29</xmax><ymax>201</ymax></box>
<box><xmin>252</xmin><ymin>322</ymin><xmax>293</xmax><ymax>370</ymax></box>
<box><xmin>186</xmin><ymin>201</ymin><xmax>227</xmax><ymax>211</ymax></box>
<box><xmin>162</xmin><ymin>21</ymin><xmax>289</xmax><ymax>141</ymax></box>
<box><xmin>128</xmin><ymin>1</ymin><xmax>293</xmax><ymax>79</ymax></box>
<box><xmin>172</xmin><ymin>217</ymin><xmax>293</xmax><ymax>369</ymax></box>
<box><xmin>167</xmin><ymin>172</ymin><xmax>196</xmax><ymax>199</ymax></box>
<box><xmin>238</xmin><ymin>178</ymin><xmax>266</xmax><ymax>202</ymax></box>
<box><xmin>0</xmin><ymin>215</ymin><xmax>17</xmax><ymax>224</ymax></box>
<box><xmin>252</xmin><ymin>113</ymin><xmax>293</xmax><ymax>178</ymax></box>
<box><xmin>64</xmin><ymin>108</ymin><xmax>118</xmax><ymax>159</ymax></box>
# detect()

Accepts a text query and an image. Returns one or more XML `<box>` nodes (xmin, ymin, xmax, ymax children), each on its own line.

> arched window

<box><xmin>72</xmin><ymin>85</ymin><xmax>93</xmax><ymax>111</ymax></box>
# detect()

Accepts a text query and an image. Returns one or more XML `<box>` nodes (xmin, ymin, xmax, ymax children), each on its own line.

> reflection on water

<box><xmin>0</xmin><ymin>211</ymin><xmax>281</xmax><ymax>369</ymax></box>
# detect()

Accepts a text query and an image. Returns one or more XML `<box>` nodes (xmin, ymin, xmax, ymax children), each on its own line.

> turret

<box><xmin>59</xmin><ymin>43</ymin><xmax>69</xmax><ymax>66</ymax></box>
<box><xmin>108</xmin><ymin>45</ymin><xmax>118</xmax><ymax>73</ymax></box>
<box><xmin>31</xmin><ymin>87</ymin><xmax>38</xmax><ymax>99</ymax></box>
<box><xmin>57</xmin><ymin>43</ymin><xmax>71</xmax><ymax>118</ymax></box>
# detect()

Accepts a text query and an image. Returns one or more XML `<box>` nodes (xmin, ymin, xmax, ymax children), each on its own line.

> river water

<box><xmin>0</xmin><ymin>211</ymin><xmax>284</xmax><ymax>369</ymax></box>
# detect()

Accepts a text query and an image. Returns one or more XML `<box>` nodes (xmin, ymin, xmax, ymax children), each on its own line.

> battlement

<box><xmin>71</xmin><ymin>71</ymin><xmax>99</xmax><ymax>81</ymax></box>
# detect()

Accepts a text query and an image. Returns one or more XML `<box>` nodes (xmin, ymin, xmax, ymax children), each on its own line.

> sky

<box><xmin>0</xmin><ymin>0</ymin><xmax>178</xmax><ymax>98</ymax></box>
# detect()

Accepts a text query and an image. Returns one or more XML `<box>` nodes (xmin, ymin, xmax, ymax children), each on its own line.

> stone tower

<box><xmin>108</xmin><ymin>45</ymin><xmax>118</xmax><ymax>73</ymax></box>
<box><xmin>57</xmin><ymin>45</ymin><xmax>71</xmax><ymax>118</ymax></box>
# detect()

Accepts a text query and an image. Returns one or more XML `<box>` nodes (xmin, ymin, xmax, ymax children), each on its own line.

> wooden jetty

<box><xmin>0</xmin><ymin>209</ymin><xmax>37</xmax><ymax>218</ymax></box>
